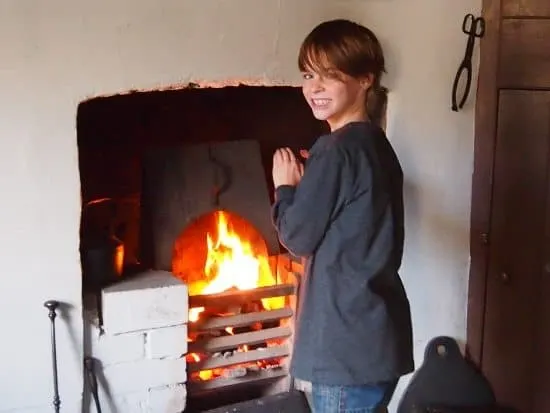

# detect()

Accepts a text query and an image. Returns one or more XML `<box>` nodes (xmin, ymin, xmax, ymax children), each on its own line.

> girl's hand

<box><xmin>272</xmin><ymin>147</ymin><xmax>304</xmax><ymax>188</ymax></box>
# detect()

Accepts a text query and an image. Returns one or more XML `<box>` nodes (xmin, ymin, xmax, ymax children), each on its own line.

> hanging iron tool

<box><xmin>208</xmin><ymin>145</ymin><xmax>232</xmax><ymax>208</ymax></box>
<box><xmin>84</xmin><ymin>357</ymin><xmax>103</xmax><ymax>413</ymax></box>
<box><xmin>451</xmin><ymin>13</ymin><xmax>485</xmax><ymax>112</ymax></box>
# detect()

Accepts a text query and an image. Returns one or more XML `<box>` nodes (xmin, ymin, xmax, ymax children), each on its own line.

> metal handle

<box><xmin>44</xmin><ymin>300</ymin><xmax>61</xmax><ymax>413</ymax></box>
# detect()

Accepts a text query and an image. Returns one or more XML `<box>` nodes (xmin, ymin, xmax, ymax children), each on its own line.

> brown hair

<box><xmin>298</xmin><ymin>19</ymin><xmax>387</xmax><ymax>127</ymax></box>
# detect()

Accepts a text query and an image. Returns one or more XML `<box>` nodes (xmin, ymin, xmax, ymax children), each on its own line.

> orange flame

<box><xmin>189</xmin><ymin>211</ymin><xmax>284</xmax><ymax>322</ymax></box>
<box><xmin>186</xmin><ymin>353</ymin><xmax>213</xmax><ymax>380</ymax></box>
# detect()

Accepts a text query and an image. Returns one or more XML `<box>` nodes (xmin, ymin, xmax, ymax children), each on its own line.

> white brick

<box><xmin>102</xmin><ymin>270</ymin><xmax>188</xmax><ymax>334</ymax></box>
<box><xmin>147</xmin><ymin>384</ymin><xmax>187</xmax><ymax>413</ymax></box>
<box><xmin>90</xmin><ymin>329</ymin><xmax>145</xmax><ymax>366</ymax></box>
<box><xmin>89</xmin><ymin>390</ymin><xmax>148</xmax><ymax>413</ymax></box>
<box><xmin>102</xmin><ymin>357</ymin><xmax>187</xmax><ymax>394</ymax></box>
<box><xmin>82</xmin><ymin>390</ymin><xmax>149</xmax><ymax>413</ymax></box>
<box><xmin>146</xmin><ymin>325</ymin><xmax>188</xmax><ymax>359</ymax></box>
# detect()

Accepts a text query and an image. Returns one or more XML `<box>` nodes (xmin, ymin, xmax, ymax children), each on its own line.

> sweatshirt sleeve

<box><xmin>271</xmin><ymin>146</ymin><xmax>346</xmax><ymax>257</ymax></box>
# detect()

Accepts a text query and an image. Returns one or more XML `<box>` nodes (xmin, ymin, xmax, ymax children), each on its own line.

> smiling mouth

<box><xmin>311</xmin><ymin>98</ymin><xmax>331</xmax><ymax>108</ymax></box>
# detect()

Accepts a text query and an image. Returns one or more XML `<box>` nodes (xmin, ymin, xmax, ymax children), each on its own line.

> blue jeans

<box><xmin>311</xmin><ymin>380</ymin><xmax>398</xmax><ymax>413</ymax></box>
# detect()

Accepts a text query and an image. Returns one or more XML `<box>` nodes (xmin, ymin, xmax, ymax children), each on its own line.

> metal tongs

<box><xmin>451</xmin><ymin>13</ymin><xmax>485</xmax><ymax>112</ymax></box>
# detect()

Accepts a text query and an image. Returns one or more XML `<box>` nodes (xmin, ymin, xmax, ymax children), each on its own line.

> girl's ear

<box><xmin>360</xmin><ymin>73</ymin><xmax>374</xmax><ymax>90</ymax></box>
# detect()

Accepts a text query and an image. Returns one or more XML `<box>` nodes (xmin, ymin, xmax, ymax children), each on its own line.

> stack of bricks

<box><xmin>84</xmin><ymin>270</ymin><xmax>189</xmax><ymax>413</ymax></box>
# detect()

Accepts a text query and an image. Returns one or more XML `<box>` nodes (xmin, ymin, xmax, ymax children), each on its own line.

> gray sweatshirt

<box><xmin>272</xmin><ymin>121</ymin><xmax>414</xmax><ymax>385</ymax></box>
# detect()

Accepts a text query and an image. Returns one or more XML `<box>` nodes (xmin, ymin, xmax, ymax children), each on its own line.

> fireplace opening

<box><xmin>78</xmin><ymin>84</ymin><xmax>321</xmax><ymax>412</ymax></box>
<box><xmin>77</xmin><ymin>85</ymin><xmax>325</xmax><ymax>279</ymax></box>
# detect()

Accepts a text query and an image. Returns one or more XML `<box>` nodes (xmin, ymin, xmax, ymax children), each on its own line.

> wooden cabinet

<box><xmin>499</xmin><ymin>19</ymin><xmax>550</xmax><ymax>88</ymax></box>
<box><xmin>482</xmin><ymin>90</ymin><xmax>550</xmax><ymax>413</ymax></box>
<box><xmin>471</xmin><ymin>1</ymin><xmax>550</xmax><ymax>411</ymax></box>
<box><xmin>503</xmin><ymin>0</ymin><xmax>550</xmax><ymax>17</ymax></box>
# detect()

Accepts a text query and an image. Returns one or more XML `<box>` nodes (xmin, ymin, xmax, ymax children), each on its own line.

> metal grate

<box><xmin>186</xmin><ymin>254</ymin><xmax>302</xmax><ymax>395</ymax></box>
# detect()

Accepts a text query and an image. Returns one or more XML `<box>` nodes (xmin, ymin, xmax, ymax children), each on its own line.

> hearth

<box><xmin>78</xmin><ymin>85</ymin><xmax>322</xmax><ymax>412</ymax></box>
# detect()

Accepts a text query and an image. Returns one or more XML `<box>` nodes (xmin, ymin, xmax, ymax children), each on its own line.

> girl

<box><xmin>271</xmin><ymin>19</ymin><xmax>414</xmax><ymax>413</ymax></box>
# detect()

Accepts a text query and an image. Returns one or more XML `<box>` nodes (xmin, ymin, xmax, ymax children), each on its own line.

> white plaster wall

<box><xmin>0</xmin><ymin>0</ymin><xmax>480</xmax><ymax>411</ymax></box>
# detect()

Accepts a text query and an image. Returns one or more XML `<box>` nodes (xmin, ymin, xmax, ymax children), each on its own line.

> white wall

<box><xmin>0</xmin><ymin>0</ymin><xmax>480</xmax><ymax>411</ymax></box>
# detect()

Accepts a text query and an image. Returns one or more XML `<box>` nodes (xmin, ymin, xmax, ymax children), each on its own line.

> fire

<box><xmin>188</xmin><ymin>211</ymin><xmax>284</xmax><ymax>322</ymax></box>
<box><xmin>186</xmin><ymin>353</ymin><xmax>213</xmax><ymax>380</ymax></box>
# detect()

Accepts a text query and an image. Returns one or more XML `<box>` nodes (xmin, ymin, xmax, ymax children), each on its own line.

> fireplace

<box><xmin>79</xmin><ymin>85</ymin><xmax>324</xmax><ymax>412</ymax></box>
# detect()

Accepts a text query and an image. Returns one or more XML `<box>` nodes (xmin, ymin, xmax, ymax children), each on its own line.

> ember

<box><xmin>185</xmin><ymin>347</ymin><xmax>284</xmax><ymax>382</ymax></box>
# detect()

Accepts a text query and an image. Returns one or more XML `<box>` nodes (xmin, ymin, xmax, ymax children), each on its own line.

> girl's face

<box><xmin>301</xmin><ymin>67</ymin><xmax>371</xmax><ymax>132</ymax></box>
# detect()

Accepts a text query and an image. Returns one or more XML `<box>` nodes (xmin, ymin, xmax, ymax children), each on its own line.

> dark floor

<box><xmin>201</xmin><ymin>391</ymin><xmax>311</xmax><ymax>413</ymax></box>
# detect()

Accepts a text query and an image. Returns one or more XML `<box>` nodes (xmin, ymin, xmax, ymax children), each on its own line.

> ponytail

<box><xmin>366</xmin><ymin>80</ymin><xmax>388</xmax><ymax>130</ymax></box>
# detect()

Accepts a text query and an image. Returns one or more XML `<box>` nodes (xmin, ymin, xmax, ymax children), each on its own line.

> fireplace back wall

<box><xmin>77</xmin><ymin>86</ymin><xmax>326</xmax><ymax>265</ymax></box>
